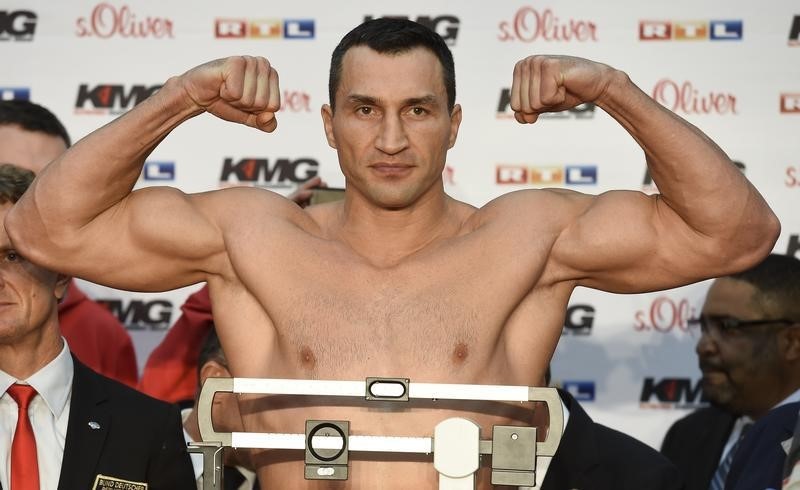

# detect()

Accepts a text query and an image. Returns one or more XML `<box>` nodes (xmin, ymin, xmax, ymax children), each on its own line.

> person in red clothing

<box><xmin>140</xmin><ymin>177</ymin><xmax>327</xmax><ymax>403</ymax></box>
<box><xmin>0</xmin><ymin>100</ymin><xmax>138</xmax><ymax>386</ymax></box>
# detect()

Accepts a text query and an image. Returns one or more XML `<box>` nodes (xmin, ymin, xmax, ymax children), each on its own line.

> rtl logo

<box><xmin>652</xmin><ymin>79</ymin><xmax>737</xmax><ymax>115</ymax></box>
<box><xmin>364</xmin><ymin>15</ymin><xmax>459</xmax><ymax>45</ymax></box>
<box><xmin>634</xmin><ymin>296</ymin><xmax>697</xmax><ymax>334</ymax></box>
<box><xmin>0</xmin><ymin>87</ymin><xmax>30</xmax><ymax>101</ymax></box>
<box><xmin>99</xmin><ymin>299</ymin><xmax>173</xmax><ymax>330</ymax></box>
<box><xmin>642</xmin><ymin>160</ymin><xmax>744</xmax><ymax>193</ymax></box>
<box><xmin>496</xmin><ymin>165</ymin><xmax>597</xmax><ymax>186</ymax></box>
<box><xmin>76</xmin><ymin>3</ymin><xmax>174</xmax><ymax>39</ymax></box>
<box><xmin>640</xmin><ymin>377</ymin><xmax>707</xmax><ymax>409</ymax></box>
<box><xmin>562</xmin><ymin>381</ymin><xmax>595</xmax><ymax>401</ymax></box>
<box><xmin>215</xmin><ymin>19</ymin><xmax>314</xmax><ymax>39</ymax></box>
<box><xmin>498</xmin><ymin>7</ymin><xmax>597</xmax><ymax>43</ymax></box>
<box><xmin>639</xmin><ymin>20</ymin><xmax>742</xmax><ymax>41</ymax></box>
<box><xmin>0</xmin><ymin>10</ymin><xmax>36</xmax><ymax>41</ymax></box>
<box><xmin>220</xmin><ymin>157</ymin><xmax>319</xmax><ymax>189</ymax></box>
<box><xmin>781</xmin><ymin>94</ymin><xmax>800</xmax><ymax>114</ymax></box>
<box><xmin>75</xmin><ymin>84</ymin><xmax>161</xmax><ymax>115</ymax></box>
<box><xmin>496</xmin><ymin>88</ymin><xmax>595</xmax><ymax>119</ymax></box>
<box><xmin>562</xmin><ymin>304</ymin><xmax>595</xmax><ymax>335</ymax></box>
<box><xmin>789</xmin><ymin>16</ymin><xmax>800</xmax><ymax>45</ymax></box>
<box><xmin>142</xmin><ymin>161</ymin><xmax>175</xmax><ymax>181</ymax></box>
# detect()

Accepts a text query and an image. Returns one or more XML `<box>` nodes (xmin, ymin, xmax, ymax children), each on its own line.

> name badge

<box><xmin>92</xmin><ymin>474</ymin><xmax>148</xmax><ymax>490</ymax></box>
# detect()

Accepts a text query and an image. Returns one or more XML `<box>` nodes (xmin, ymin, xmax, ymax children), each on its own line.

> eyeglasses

<box><xmin>688</xmin><ymin>315</ymin><xmax>797</xmax><ymax>339</ymax></box>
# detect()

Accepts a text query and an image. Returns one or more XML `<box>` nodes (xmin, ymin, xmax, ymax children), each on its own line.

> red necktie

<box><xmin>7</xmin><ymin>384</ymin><xmax>39</xmax><ymax>490</ymax></box>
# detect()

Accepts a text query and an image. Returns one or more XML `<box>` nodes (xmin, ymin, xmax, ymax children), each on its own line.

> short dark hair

<box><xmin>197</xmin><ymin>325</ymin><xmax>226</xmax><ymax>376</ymax></box>
<box><xmin>728</xmin><ymin>253</ymin><xmax>800</xmax><ymax>320</ymax></box>
<box><xmin>0</xmin><ymin>163</ymin><xmax>35</xmax><ymax>205</ymax></box>
<box><xmin>328</xmin><ymin>18</ymin><xmax>456</xmax><ymax>112</ymax></box>
<box><xmin>0</xmin><ymin>100</ymin><xmax>71</xmax><ymax>147</ymax></box>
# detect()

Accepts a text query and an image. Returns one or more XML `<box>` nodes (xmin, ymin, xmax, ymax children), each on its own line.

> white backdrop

<box><xmin>2</xmin><ymin>0</ymin><xmax>799</xmax><ymax>449</ymax></box>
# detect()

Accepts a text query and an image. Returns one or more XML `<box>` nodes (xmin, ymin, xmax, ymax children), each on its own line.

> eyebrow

<box><xmin>345</xmin><ymin>94</ymin><xmax>439</xmax><ymax>107</ymax></box>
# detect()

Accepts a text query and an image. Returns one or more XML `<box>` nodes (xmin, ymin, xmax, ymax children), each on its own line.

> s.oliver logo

<box><xmin>652</xmin><ymin>79</ymin><xmax>737</xmax><ymax>115</ymax></box>
<box><xmin>498</xmin><ymin>7</ymin><xmax>597</xmax><ymax>42</ymax></box>
<box><xmin>76</xmin><ymin>3</ymin><xmax>174</xmax><ymax>39</ymax></box>
<box><xmin>634</xmin><ymin>296</ymin><xmax>696</xmax><ymax>334</ymax></box>
<box><xmin>280</xmin><ymin>90</ymin><xmax>312</xmax><ymax>113</ymax></box>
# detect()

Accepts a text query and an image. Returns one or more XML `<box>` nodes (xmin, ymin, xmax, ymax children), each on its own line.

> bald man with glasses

<box><xmin>661</xmin><ymin>253</ymin><xmax>800</xmax><ymax>490</ymax></box>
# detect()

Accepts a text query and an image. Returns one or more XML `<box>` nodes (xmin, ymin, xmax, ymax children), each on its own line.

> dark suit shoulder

<box><xmin>593</xmin><ymin>423</ymin><xmax>684</xmax><ymax>489</ymax></box>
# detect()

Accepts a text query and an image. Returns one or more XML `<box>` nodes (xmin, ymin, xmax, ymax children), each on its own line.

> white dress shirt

<box><xmin>0</xmin><ymin>340</ymin><xmax>74</xmax><ymax>490</ymax></box>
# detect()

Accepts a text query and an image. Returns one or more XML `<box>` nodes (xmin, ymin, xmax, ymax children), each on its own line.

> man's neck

<box><xmin>335</xmin><ymin>188</ymin><xmax>468</xmax><ymax>266</ymax></box>
<box><xmin>0</xmin><ymin>325</ymin><xmax>63</xmax><ymax>379</ymax></box>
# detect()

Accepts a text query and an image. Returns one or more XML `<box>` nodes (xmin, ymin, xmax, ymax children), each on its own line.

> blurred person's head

<box><xmin>194</xmin><ymin>327</ymin><xmax>242</xmax><ymax>431</ymax></box>
<box><xmin>694</xmin><ymin>253</ymin><xmax>800</xmax><ymax>418</ymax></box>
<box><xmin>0</xmin><ymin>100</ymin><xmax>70</xmax><ymax>172</ymax></box>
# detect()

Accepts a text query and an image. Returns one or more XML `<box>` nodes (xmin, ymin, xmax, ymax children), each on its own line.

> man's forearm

<box><xmin>596</xmin><ymin>70</ymin><xmax>778</xmax><ymax>247</ymax></box>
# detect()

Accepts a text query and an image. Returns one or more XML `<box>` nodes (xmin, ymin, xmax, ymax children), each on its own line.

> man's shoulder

<box><xmin>594</xmin><ymin>422</ymin><xmax>673</xmax><ymax>464</ymax></box>
<box><xmin>667</xmin><ymin>405</ymin><xmax>726</xmax><ymax>430</ymax></box>
<box><xmin>75</xmin><ymin>358</ymin><xmax>178</xmax><ymax>415</ymax></box>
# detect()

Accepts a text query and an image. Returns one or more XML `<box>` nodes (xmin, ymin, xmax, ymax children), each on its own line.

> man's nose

<box><xmin>374</xmin><ymin>113</ymin><xmax>409</xmax><ymax>155</ymax></box>
<box><xmin>695</xmin><ymin>330</ymin><xmax>719</xmax><ymax>357</ymax></box>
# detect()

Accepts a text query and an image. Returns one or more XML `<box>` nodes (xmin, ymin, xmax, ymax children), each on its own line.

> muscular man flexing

<box><xmin>6</xmin><ymin>19</ymin><xmax>779</xmax><ymax>488</ymax></box>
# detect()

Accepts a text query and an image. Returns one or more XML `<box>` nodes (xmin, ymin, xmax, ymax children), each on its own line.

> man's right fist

<box><xmin>179</xmin><ymin>56</ymin><xmax>280</xmax><ymax>132</ymax></box>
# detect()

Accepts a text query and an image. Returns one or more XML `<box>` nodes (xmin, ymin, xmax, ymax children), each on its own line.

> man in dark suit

<box><xmin>661</xmin><ymin>254</ymin><xmax>800</xmax><ymax>490</ymax></box>
<box><xmin>0</xmin><ymin>163</ymin><xmax>194</xmax><ymax>490</ymax></box>
<box><xmin>542</xmin><ymin>370</ymin><xmax>684</xmax><ymax>489</ymax></box>
<box><xmin>725</xmin><ymin>401</ymin><xmax>799</xmax><ymax>490</ymax></box>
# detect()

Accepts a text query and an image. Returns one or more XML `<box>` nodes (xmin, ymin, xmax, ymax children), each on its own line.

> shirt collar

<box><xmin>776</xmin><ymin>388</ymin><xmax>800</xmax><ymax>408</ymax></box>
<box><xmin>0</xmin><ymin>338</ymin><xmax>74</xmax><ymax>418</ymax></box>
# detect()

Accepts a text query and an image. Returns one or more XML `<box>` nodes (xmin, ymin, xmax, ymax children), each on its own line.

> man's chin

<box><xmin>701</xmin><ymin>375</ymin><xmax>734</xmax><ymax>408</ymax></box>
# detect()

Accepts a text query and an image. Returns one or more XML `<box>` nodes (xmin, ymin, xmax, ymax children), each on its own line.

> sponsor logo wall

<box><xmin>6</xmin><ymin>1</ymin><xmax>797</xmax><ymax>451</ymax></box>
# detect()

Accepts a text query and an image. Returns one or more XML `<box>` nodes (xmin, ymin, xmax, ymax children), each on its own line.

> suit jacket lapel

<box><xmin>57</xmin><ymin>357</ymin><xmax>111</xmax><ymax>490</ymax></box>
<box><xmin>698</xmin><ymin>409</ymin><xmax>736</xmax><ymax>486</ymax></box>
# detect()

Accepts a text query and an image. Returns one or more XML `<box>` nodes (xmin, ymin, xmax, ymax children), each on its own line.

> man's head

<box><xmin>195</xmin><ymin>327</ymin><xmax>243</xmax><ymax>433</ymax></box>
<box><xmin>695</xmin><ymin>253</ymin><xmax>800</xmax><ymax>418</ymax></box>
<box><xmin>328</xmin><ymin>18</ymin><xmax>456</xmax><ymax>113</ymax></box>
<box><xmin>0</xmin><ymin>100</ymin><xmax>70</xmax><ymax>173</ymax></box>
<box><xmin>0</xmin><ymin>163</ymin><xmax>69</xmax><ymax>352</ymax></box>
<box><xmin>322</xmin><ymin>19</ymin><xmax>462</xmax><ymax>210</ymax></box>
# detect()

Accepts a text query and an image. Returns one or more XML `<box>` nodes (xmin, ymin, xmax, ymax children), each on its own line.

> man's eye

<box><xmin>411</xmin><ymin>107</ymin><xmax>426</xmax><ymax>115</ymax></box>
<box><xmin>6</xmin><ymin>252</ymin><xmax>19</xmax><ymax>262</ymax></box>
<box><xmin>358</xmin><ymin>107</ymin><xmax>372</xmax><ymax>115</ymax></box>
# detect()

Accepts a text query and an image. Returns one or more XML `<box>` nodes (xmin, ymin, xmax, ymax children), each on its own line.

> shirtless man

<box><xmin>5</xmin><ymin>18</ymin><xmax>779</xmax><ymax>488</ymax></box>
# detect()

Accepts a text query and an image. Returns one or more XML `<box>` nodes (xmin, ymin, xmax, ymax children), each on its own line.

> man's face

<box><xmin>0</xmin><ymin>203</ymin><xmax>67</xmax><ymax>345</ymax></box>
<box><xmin>696</xmin><ymin>277</ymin><xmax>782</xmax><ymax>416</ymax></box>
<box><xmin>322</xmin><ymin>46</ymin><xmax>461</xmax><ymax>209</ymax></box>
<box><xmin>0</xmin><ymin>124</ymin><xmax>67</xmax><ymax>172</ymax></box>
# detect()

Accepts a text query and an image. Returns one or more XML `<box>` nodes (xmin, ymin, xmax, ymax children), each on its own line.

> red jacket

<box><xmin>139</xmin><ymin>285</ymin><xmax>212</xmax><ymax>404</ymax></box>
<box><xmin>59</xmin><ymin>280</ymin><xmax>138</xmax><ymax>387</ymax></box>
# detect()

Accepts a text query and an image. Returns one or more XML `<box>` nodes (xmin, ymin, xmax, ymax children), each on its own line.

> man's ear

<box><xmin>448</xmin><ymin>104</ymin><xmax>462</xmax><ymax>149</ymax></box>
<box><xmin>55</xmin><ymin>275</ymin><xmax>71</xmax><ymax>302</ymax></box>
<box><xmin>199</xmin><ymin>359</ymin><xmax>230</xmax><ymax>384</ymax></box>
<box><xmin>321</xmin><ymin>104</ymin><xmax>337</xmax><ymax>149</ymax></box>
<box><xmin>781</xmin><ymin>325</ymin><xmax>800</xmax><ymax>362</ymax></box>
